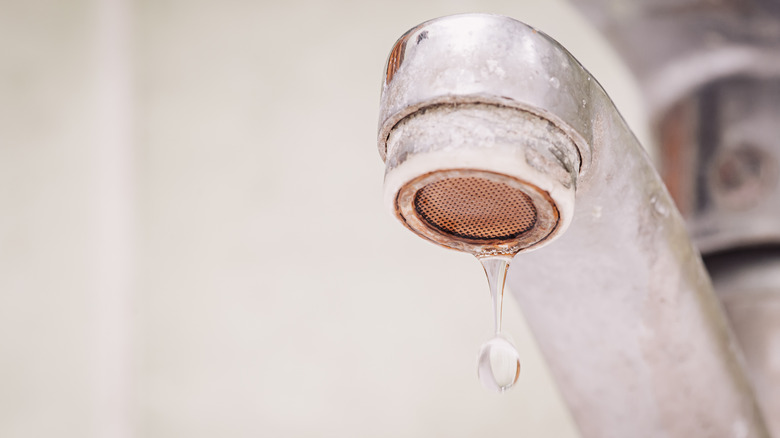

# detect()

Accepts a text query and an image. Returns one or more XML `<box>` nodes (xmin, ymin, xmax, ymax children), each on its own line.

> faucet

<box><xmin>376</xmin><ymin>14</ymin><xmax>772</xmax><ymax>437</ymax></box>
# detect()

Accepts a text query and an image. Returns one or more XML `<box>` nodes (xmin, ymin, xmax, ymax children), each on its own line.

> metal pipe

<box><xmin>377</xmin><ymin>14</ymin><xmax>769</xmax><ymax>437</ymax></box>
<box><xmin>707</xmin><ymin>248</ymin><xmax>780</xmax><ymax>436</ymax></box>
<box><xmin>569</xmin><ymin>3</ymin><xmax>780</xmax><ymax>434</ymax></box>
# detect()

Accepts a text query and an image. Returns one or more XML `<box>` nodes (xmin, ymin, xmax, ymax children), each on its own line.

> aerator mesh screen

<box><xmin>413</xmin><ymin>176</ymin><xmax>537</xmax><ymax>240</ymax></box>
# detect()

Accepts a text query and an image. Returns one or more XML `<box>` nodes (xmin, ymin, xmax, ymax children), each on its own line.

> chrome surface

<box><xmin>571</xmin><ymin>0</ymin><xmax>780</xmax><ymax>253</ymax></box>
<box><xmin>385</xmin><ymin>103</ymin><xmax>578</xmax><ymax>256</ymax></box>
<box><xmin>378</xmin><ymin>14</ymin><xmax>594</xmax><ymax>173</ymax></box>
<box><xmin>707</xmin><ymin>248</ymin><xmax>780</xmax><ymax>436</ymax></box>
<box><xmin>376</xmin><ymin>14</ymin><xmax>770</xmax><ymax>438</ymax></box>
<box><xmin>573</xmin><ymin>2</ymin><xmax>780</xmax><ymax>435</ymax></box>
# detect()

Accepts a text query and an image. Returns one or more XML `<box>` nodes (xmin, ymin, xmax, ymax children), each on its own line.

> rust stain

<box><xmin>385</xmin><ymin>26</ymin><xmax>423</xmax><ymax>85</ymax></box>
<box><xmin>658</xmin><ymin>101</ymin><xmax>696</xmax><ymax>216</ymax></box>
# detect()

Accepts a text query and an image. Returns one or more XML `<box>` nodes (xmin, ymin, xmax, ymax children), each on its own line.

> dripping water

<box><xmin>476</xmin><ymin>255</ymin><xmax>521</xmax><ymax>393</ymax></box>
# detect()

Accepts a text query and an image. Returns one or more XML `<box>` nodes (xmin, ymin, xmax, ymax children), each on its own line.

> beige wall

<box><xmin>0</xmin><ymin>0</ymin><xmax>648</xmax><ymax>437</ymax></box>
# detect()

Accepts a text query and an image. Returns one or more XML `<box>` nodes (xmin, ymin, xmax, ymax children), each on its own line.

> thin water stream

<box><xmin>476</xmin><ymin>256</ymin><xmax>521</xmax><ymax>393</ymax></box>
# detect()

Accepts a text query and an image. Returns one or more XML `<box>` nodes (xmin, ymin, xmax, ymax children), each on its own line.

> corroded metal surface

<box><xmin>573</xmin><ymin>4</ymin><xmax>780</xmax><ymax>434</ymax></box>
<box><xmin>385</xmin><ymin>104</ymin><xmax>577</xmax><ymax>256</ymax></box>
<box><xmin>377</xmin><ymin>14</ymin><xmax>770</xmax><ymax>438</ymax></box>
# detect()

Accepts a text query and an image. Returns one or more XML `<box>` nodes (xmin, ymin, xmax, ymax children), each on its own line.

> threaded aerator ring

<box><xmin>396</xmin><ymin>169</ymin><xmax>559</xmax><ymax>255</ymax></box>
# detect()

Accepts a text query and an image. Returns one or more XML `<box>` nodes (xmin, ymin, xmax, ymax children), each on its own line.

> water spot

<box><xmin>650</xmin><ymin>195</ymin><xmax>669</xmax><ymax>217</ymax></box>
<box><xmin>486</xmin><ymin>59</ymin><xmax>506</xmax><ymax>78</ymax></box>
<box><xmin>549</xmin><ymin>77</ymin><xmax>560</xmax><ymax>89</ymax></box>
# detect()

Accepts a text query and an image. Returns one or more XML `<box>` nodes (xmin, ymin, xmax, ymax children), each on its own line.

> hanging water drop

<box><xmin>476</xmin><ymin>255</ymin><xmax>521</xmax><ymax>393</ymax></box>
<box><xmin>478</xmin><ymin>335</ymin><xmax>521</xmax><ymax>392</ymax></box>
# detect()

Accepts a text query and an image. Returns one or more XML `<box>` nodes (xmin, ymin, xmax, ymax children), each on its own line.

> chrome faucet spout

<box><xmin>376</xmin><ymin>14</ymin><xmax>769</xmax><ymax>438</ymax></box>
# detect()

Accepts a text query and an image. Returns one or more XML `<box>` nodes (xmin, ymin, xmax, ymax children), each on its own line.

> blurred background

<box><xmin>0</xmin><ymin>0</ymin><xmax>650</xmax><ymax>436</ymax></box>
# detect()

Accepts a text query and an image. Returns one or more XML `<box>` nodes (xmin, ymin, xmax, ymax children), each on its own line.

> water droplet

<box><xmin>581</xmin><ymin>99</ymin><xmax>587</xmax><ymax>108</ymax></box>
<box><xmin>650</xmin><ymin>195</ymin><xmax>669</xmax><ymax>217</ymax></box>
<box><xmin>476</xmin><ymin>256</ymin><xmax>521</xmax><ymax>393</ymax></box>
<box><xmin>478</xmin><ymin>335</ymin><xmax>521</xmax><ymax>392</ymax></box>
<box><xmin>549</xmin><ymin>77</ymin><xmax>560</xmax><ymax>89</ymax></box>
